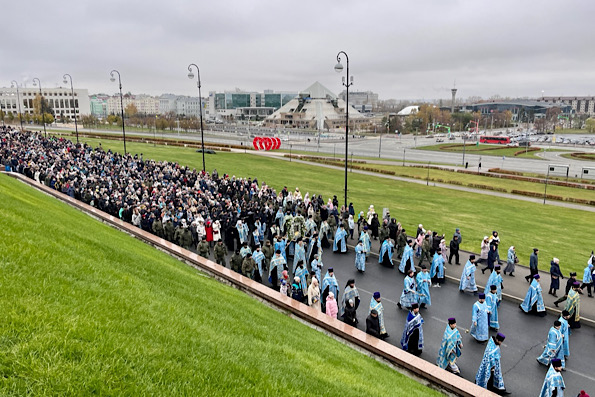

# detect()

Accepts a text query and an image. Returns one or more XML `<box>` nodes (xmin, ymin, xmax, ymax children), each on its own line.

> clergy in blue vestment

<box><xmin>360</xmin><ymin>227</ymin><xmax>371</xmax><ymax>257</ymax></box>
<box><xmin>355</xmin><ymin>240</ymin><xmax>366</xmax><ymax>272</ymax></box>
<box><xmin>292</xmin><ymin>238</ymin><xmax>306</xmax><ymax>274</ymax></box>
<box><xmin>470</xmin><ymin>293</ymin><xmax>490</xmax><ymax>342</ymax></box>
<box><xmin>520</xmin><ymin>274</ymin><xmax>546</xmax><ymax>316</ymax></box>
<box><xmin>475</xmin><ymin>333</ymin><xmax>509</xmax><ymax>394</ymax></box>
<box><xmin>274</xmin><ymin>236</ymin><xmax>287</xmax><ymax>261</ymax></box>
<box><xmin>236</xmin><ymin>219</ymin><xmax>249</xmax><ymax>244</ymax></box>
<box><xmin>341</xmin><ymin>279</ymin><xmax>360</xmax><ymax>317</ymax></box>
<box><xmin>369</xmin><ymin>292</ymin><xmax>388</xmax><ymax>339</ymax></box>
<box><xmin>537</xmin><ymin>320</ymin><xmax>565</xmax><ymax>368</ymax></box>
<box><xmin>485</xmin><ymin>285</ymin><xmax>500</xmax><ymax>330</ymax></box>
<box><xmin>416</xmin><ymin>265</ymin><xmax>431</xmax><ymax>308</ymax></box>
<box><xmin>558</xmin><ymin>310</ymin><xmax>571</xmax><ymax>359</ymax></box>
<box><xmin>398</xmin><ymin>269</ymin><xmax>419</xmax><ymax>310</ymax></box>
<box><xmin>398</xmin><ymin>240</ymin><xmax>414</xmax><ymax>273</ymax></box>
<box><xmin>400</xmin><ymin>303</ymin><xmax>424</xmax><ymax>356</ymax></box>
<box><xmin>294</xmin><ymin>261</ymin><xmax>309</xmax><ymax>296</ymax></box>
<box><xmin>379</xmin><ymin>238</ymin><xmax>395</xmax><ymax>267</ymax></box>
<box><xmin>322</xmin><ymin>268</ymin><xmax>339</xmax><ymax>313</ymax></box>
<box><xmin>269</xmin><ymin>250</ymin><xmax>287</xmax><ymax>291</ymax></box>
<box><xmin>252</xmin><ymin>246</ymin><xmax>266</xmax><ymax>282</ymax></box>
<box><xmin>430</xmin><ymin>249</ymin><xmax>445</xmax><ymax>287</ymax></box>
<box><xmin>437</xmin><ymin>317</ymin><xmax>463</xmax><ymax>374</ymax></box>
<box><xmin>310</xmin><ymin>254</ymin><xmax>322</xmax><ymax>283</ymax></box>
<box><xmin>459</xmin><ymin>255</ymin><xmax>478</xmax><ymax>293</ymax></box>
<box><xmin>539</xmin><ymin>359</ymin><xmax>565</xmax><ymax>397</ymax></box>
<box><xmin>485</xmin><ymin>265</ymin><xmax>503</xmax><ymax>303</ymax></box>
<box><xmin>333</xmin><ymin>224</ymin><xmax>347</xmax><ymax>253</ymax></box>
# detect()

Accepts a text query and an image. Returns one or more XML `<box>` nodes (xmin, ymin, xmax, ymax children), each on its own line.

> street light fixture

<box><xmin>63</xmin><ymin>73</ymin><xmax>79</xmax><ymax>144</ymax></box>
<box><xmin>335</xmin><ymin>51</ymin><xmax>353</xmax><ymax>208</ymax></box>
<box><xmin>109</xmin><ymin>69</ymin><xmax>127</xmax><ymax>154</ymax></box>
<box><xmin>187</xmin><ymin>63</ymin><xmax>206</xmax><ymax>172</ymax></box>
<box><xmin>10</xmin><ymin>80</ymin><xmax>24</xmax><ymax>131</ymax></box>
<box><xmin>32</xmin><ymin>78</ymin><xmax>47</xmax><ymax>137</ymax></box>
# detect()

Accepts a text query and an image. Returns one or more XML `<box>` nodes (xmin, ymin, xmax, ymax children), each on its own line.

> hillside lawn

<box><xmin>418</xmin><ymin>142</ymin><xmax>572</xmax><ymax>159</ymax></box>
<box><xmin>0</xmin><ymin>174</ymin><xmax>441</xmax><ymax>396</ymax></box>
<box><xmin>55</xmin><ymin>135</ymin><xmax>592</xmax><ymax>276</ymax></box>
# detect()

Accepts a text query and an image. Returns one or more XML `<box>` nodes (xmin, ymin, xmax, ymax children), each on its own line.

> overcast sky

<box><xmin>2</xmin><ymin>0</ymin><xmax>594</xmax><ymax>101</ymax></box>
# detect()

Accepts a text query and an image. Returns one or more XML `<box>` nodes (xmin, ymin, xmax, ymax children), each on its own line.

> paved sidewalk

<box><xmin>348</xmin><ymin>234</ymin><xmax>595</xmax><ymax>326</ymax></box>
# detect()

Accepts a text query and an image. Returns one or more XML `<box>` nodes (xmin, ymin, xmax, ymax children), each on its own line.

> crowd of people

<box><xmin>2</xmin><ymin>126</ymin><xmax>593</xmax><ymax>396</ymax></box>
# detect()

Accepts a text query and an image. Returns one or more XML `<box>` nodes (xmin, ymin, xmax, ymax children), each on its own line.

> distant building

<box><xmin>396</xmin><ymin>105</ymin><xmax>419</xmax><ymax>117</ymax></box>
<box><xmin>206</xmin><ymin>89</ymin><xmax>297</xmax><ymax>121</ymax></box>
<box><xmin>537</xmin><ymin>96</ymin><xmax>595</xmax><ymax>116</ymax></box>
<box><xmin>339</xmin><ymin>90</ymin><xmax>378</xmax><ymax>113</ymax></box>
<box><xmin>265</xmin><ymin>81</ymin><xmax>368</xmax><ymax>131</ymax></box>
<box><xmin>0</xmin><ymin>86</ymin><xmax>90</xmax><ymax>119</ymax></box>
<box><xmin>89</xmin><ymin>94</ymin><xmax>109</xmax><ymax>119</ymax></box>
<box><xmin>107</xmin><ymin>94</ymin><xmax>159</xmax><ymax>115</ymax></box>
<box><xmin>462</xmin><ymin>100</ymin><xmax>573</xmax><ymax>121</ymax></box>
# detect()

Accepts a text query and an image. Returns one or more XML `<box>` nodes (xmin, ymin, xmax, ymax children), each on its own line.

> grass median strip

<box><xmin>0</xmin><ymin>174</ymin><xmax>441</xmax><ymax>396</ymax></box>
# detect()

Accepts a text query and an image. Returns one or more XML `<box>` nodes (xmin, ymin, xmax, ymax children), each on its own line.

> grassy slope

<box><xmin>418</xmin><ymin>143</ymin><xmax>571</xmax><ymax>158</ymax></box>
<box><xmin>0</xmin><ymin>174</ymin><xmax>439</xmax><ymax>396</ymax></box>
<box><xmin>62</xmin><ymin>136</ymin><xmax>591</xmax><ymax>275</ymax></box>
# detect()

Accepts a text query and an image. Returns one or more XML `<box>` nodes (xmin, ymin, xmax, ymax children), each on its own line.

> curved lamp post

<box><xmin>334</xmin><ymin>51</ymin><xmax>353</xmax><ymax>208</ymax></box>
<box><xmin>187</xmin><ymin>63</ymin><xmax>206</xmax><ymax>172</ymax></box>
<box><xmin>63</xmin><ymin>73</ymin><xmax>79</xmax><ymax>144</ymax></box>
<box><xmin>32</xmin><ymin>77</ymin><xmax>47</xmax><ymax>137</ymax></box>
<box><xmin>10</xmin><ymin>80</ymin><xmax>24</xmax><ymax>131</ymax></box>
<box><xmin>109</xmin><ymin>70</ymin><xmax>127</xmax><ymax>154</ymax></box>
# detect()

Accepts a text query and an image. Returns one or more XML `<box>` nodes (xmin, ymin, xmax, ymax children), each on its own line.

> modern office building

<box><xmin>206</xmin><ymin>89</ymin><xmax>297</xmax><ymax>120</ymax></box>
<box><xmin>463</xmin><ymin>100</ymin><xmax>572</xmax><ymax>121</ymax></box>
<box><xmin>0</xmin><ymin>86</ymin><xmax>90</xmax><ymax>119</ymax></box>
<box><xmin>89</xmin><ymin>94</ymin><xmax>109</xmax><ymax>119</ymax></box>
<box><xmin>537</xmin><ymin>96</ymin><xmax>595</xmax><ymax>116</ymax></box>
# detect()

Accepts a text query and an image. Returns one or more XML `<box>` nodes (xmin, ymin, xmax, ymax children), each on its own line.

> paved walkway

<box><xmin>247</xmin><ymin>150</ymin><xmax>595</xmax><ymax>212</ymax></box>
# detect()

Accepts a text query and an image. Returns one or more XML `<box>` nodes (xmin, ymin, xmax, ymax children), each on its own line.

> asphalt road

<box><xmin>213</xmin><ymin>242</ymin><xmax>595</xmax><ymax>396</ymax></box>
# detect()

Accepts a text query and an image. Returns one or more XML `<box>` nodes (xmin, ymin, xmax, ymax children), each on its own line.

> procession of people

<box><xmin>2</xmin><ymin>126</ymin><xmax>593</xmax><ymax>396</ymax></box>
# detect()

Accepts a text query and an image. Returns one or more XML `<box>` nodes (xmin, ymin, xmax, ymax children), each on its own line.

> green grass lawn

<box><xmin>418</xmin><ymin>143</ymin><xmax>573</xmax><ymax>159</ymax></box>
<box><xmin>300</xmin><ymin>160</ymin><xmax>595</xmax><ymax>202</ymax></box>
<box><xmin>60</xmin><ymin>136</ymin><xmax>592</xmax><ymax>276</ymax></box>
<box><xmin>560</xmin><ymin>152</ymin><xmax>595</xmax><ymax>162</ymax></box>
<box><xmin>0</xmin><ymin>174</ymin><xmax>441</xmax><ymax>396</ymax></box>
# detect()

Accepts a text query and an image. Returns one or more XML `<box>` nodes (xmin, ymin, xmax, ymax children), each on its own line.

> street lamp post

<box><xmin>63</xmin><ymin>74</ymin><xmax>79</xmax><ymax>144</ymax></box>
<box><xmin>187</xmin><ymin>63</ymin><xmax>206</xmax><ymax>172</ymax></box>
<box><xmin>109</xmin><ymin>70</ymin><xmax>127</xmax><ymax>154</ymax></box>
<box><xmin>32</xmin><ymin>78</ymin><xmax>47</xmax><ymax>137</ymax></box>
<box><xmin>335</xmin><ymin>51</ymin><xmax>353</xmax><ymax>208</ymax></box>
<box><xmin>10</xmin><ymin>80</ymin><xmax>24</xmax><ymax>131</ymax></box>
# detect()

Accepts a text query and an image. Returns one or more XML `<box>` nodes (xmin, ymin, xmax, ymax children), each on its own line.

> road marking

<box><xmin>565</xmin><ymin>368</ymin><xmax>595</xmax><ymax>382</ymax></box>
<box><xmin>358</xmin><ymin>287</ymin><xmax>400</xmax><ymax>306</ymax></box>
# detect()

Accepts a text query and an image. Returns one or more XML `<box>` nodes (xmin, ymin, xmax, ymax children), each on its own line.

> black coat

<box><xmin>342</xmin><ymin>305</ymin><xmax>357</xmax><ymax>326</ymax></box>
<box><xmin>366</xmin><ymin>314</ymin><xmax>381</xmax><ymax>338</ymax></box>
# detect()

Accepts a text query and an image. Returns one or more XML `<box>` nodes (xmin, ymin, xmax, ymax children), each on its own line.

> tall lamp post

<box><xmin>109</xmin><ymin>70</ymin><xmax>127</xmax><ymax>154</ymax></box>
<box><xmin>32</xmin><ymin>78</ymin><xmax>47</xmax><ymax>137</ymax></box>
<box><xmin>334</xmin><ymin>51</ymin><xmax>353</xmax><ymax>208</ymax></box>
<box><xmin>10</xmin><ymin>80</ymin><xmax>24</xmax><ymax>131</ymax></box>
<box><xmin>187</xmin><ymin>63</ymin><xmax>206</xmax><ymax>172</ymax></box>
<box><xmin>63</xmin><ymin>73</ymin><xmax>79</xmax><ymax>144</ymax></box>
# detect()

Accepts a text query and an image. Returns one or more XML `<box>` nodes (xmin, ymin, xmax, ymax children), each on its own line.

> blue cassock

<box><xmin>275</xmin><ymin>239</ymin><xmax>287</xmax><ymax>261</ymax></box>
<box><xmin>333</xmin><ymin>228</ymin><xmax>347</xmax><ymax>252</ymax></box>
<box><xmin>293</xmin><ymin>243</ymin><xmax>306</xmax><ymax>273</ymax></box>
<box><xmin>485</xmin><ymin>291</ymin><xmax>499</xmax><ymax>330</ymax></box>
<box><xmin>379</xmin><ymin>239</ymin><xmax>394</xmax><ymax>264</ymax></box>
<box><xmin>237</xmin><ymin>222</ymin><xmax>249</xmax><ymax>244</ymax></box>
<box><xmin>476</xmin><ymin>337</ymin><xmax>505</xmax><ymax>390</ymax></box>
<box><xmin>360</xmin><ymin>231</ymin><xmax>371</xmax><ymax>254</ymax></box>
<box><xmin>430</xmin><ymin>253</ymin><xmax>444</xmax><ymax>279</ymax></box>
<box><xmin>398</xmin><ymin>245</ymin><xmax>414</xmax><ymax>272</ymax></box>
<box><xmin>322</xmin><ymin>271</ymin><xmax>339</xmax><ymax>298</ymax></box>
<box><xmin>399</xmin><ymin>275</ymin><xmax>418</xmax><ymax>308</ymax></box>
<box><xmin>355</xmin><ymin>244</ymin><xmax>366</xmax><ymax>271</ymax></box>
<box><xmin>470</xmin><ymin>300</ymin><xmax>489</xmax><ymax>342</ymax></box>
<box><xmin>416</xmin><ymin>271</ymin><xmax>431</xmax><ymax>306</ymax></box>
<box><xmin>558</xmin><ymin>315</ymin><xmax>570</xmax><ymax>358</ymax></box>
<box><xmin>253</xmin><ymin>250</ymin><xmax>265</xmax><ymax>277</ymax></box>
<box><xmin>436</xmin><ymin>325</ymin><xmax>462</xmax><ymax>370</ymax></box>
<box><xmin>485</xmin><ymin>270</ymin><xmax>503</xmax><ymax>301</ymax></box>
<box><xmin>369</xmin><ymin>298</ymin><xmax>386</xmax><ymax>334</ymax></box>
<box><xmin>311</xmin><ymin>258</ymin><xmax>321</xmax><ymax>282</ymax></box>
<box><xmin>269</xmin><ymin>255</ymin><xmax>286</xmax><ymax>280</ymax></box>
<box><xmin>520</xmin><ymin>279</ymin><xmax>545</xmax><ymax>313</ymax></box>
<box><xmin>539</xmin><ymin>364</ymin><xmax>565</xmax><ymax>397</ymax></box>
<box><xmin>459</xmin><ymin>260</ymin><xmax>477</xmax><ymax>292</ymax></box>
<box><xmin>537</xmin><ymin>326</ymin><xmax>565</xmax><ymax>368</ymax></box>
<box><xmin>294</xmin><ymin>265</ymin><xmax>309</xmax><ymax>294</ymax></box>
<box><xmin>401</xmin><ymin>311</ymin><xmax>424</xmax><ymax>351</ymax></box>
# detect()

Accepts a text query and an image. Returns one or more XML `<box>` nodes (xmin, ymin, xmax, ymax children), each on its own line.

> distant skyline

<box><xmin>2</xmin><ymin>1</ymin><xmax>595</xmax><ymax>100</ymax></box>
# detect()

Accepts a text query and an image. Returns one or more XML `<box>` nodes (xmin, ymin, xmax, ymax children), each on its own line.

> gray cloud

<box><xmin>2</xmin><ymin>0</ymin><xmax>595</xmax><ymax>100</ymax></box>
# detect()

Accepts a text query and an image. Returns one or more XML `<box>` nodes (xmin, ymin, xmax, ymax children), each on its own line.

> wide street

<box><xmin>287</xmin><ymin>243</ymin><xmax>595</xmax><ymax>396</ymax></box>
<box><xmin>45</xmin><ymin>124</ymin><xmax>595</xmax><ymax>178</ymax></box>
